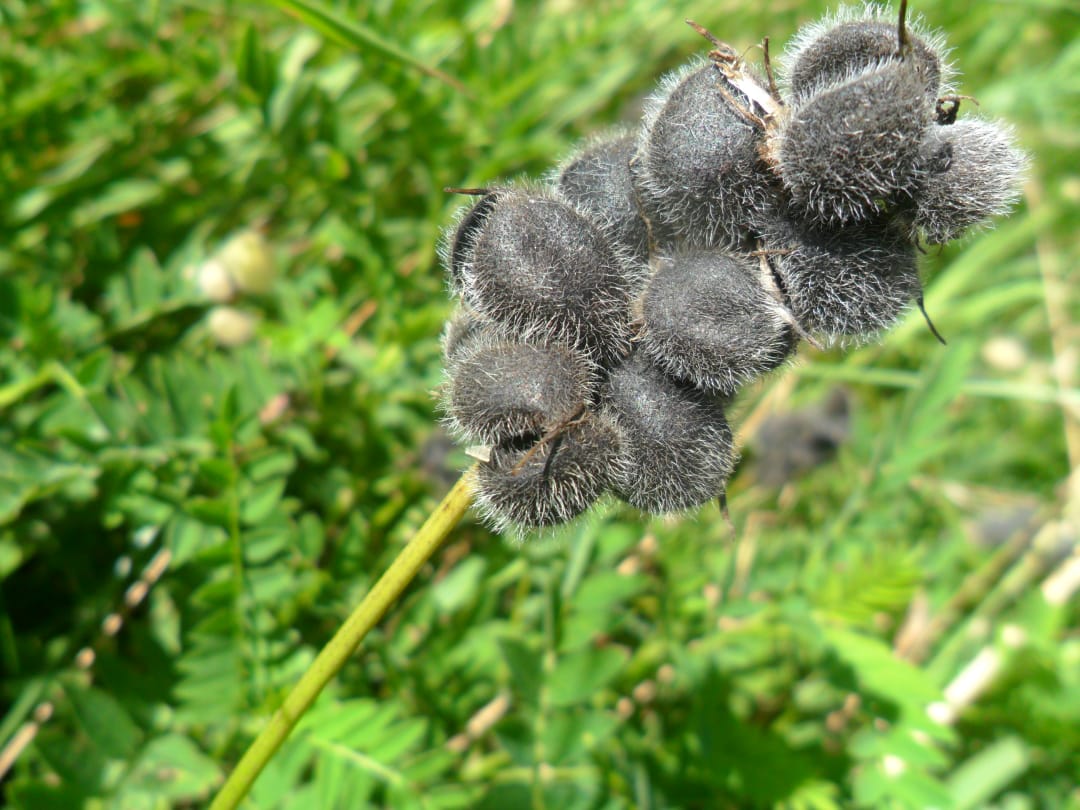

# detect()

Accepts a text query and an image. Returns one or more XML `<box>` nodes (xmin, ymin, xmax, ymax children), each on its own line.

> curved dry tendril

<box><xmin>509</xmin><ymin>406</ymin><xmax>589</xmax><ymax>477</ymax></box>
<box><xmin>896</xmin><ymin>0</ymin><xmax>910</xmax><ymax>57</ymax></box>
<box><xmin>444</xmin><ymin>187</ymin><xmax>491</xmax><ymax>196</ymax></box>
<box><xmin>936</xmin><ymin>94</ymin><xmax>979</xmax><ymax>125</ymax></box>
<box><xmin>759</xmin><ymin>37</ymin><xmax>783</xmax><ymax>104</ymax></box>
<box><xmin>916</xmin><ymin>294</ymin><xmax>948</xmax><ymax>345</ymax></box>
<box><xmin>686</xmin><ymin>19</ymin><xmax>781</xmax><ymax>124</ymax></box>
<box><xmin>756</xmin><ymin>250</ymin><xmax>824</xmax><ymax>351</ymax></box>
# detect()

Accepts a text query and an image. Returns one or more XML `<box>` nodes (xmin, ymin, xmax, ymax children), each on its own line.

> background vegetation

<box><xmin>1</xmin><ymin>0</ymin><xmax>1077</xmax><ymax>807</ymax></box>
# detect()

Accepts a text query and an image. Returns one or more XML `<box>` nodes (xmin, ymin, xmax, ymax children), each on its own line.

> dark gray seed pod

<box><xmin>555</xmin><ymin>131</ymin><xmax>651</xmax><ymax>267</ymax></box>
<box><xmin>635</xmin><ymin>61</ymin><xmax>775</xmax><ymax>251</ymax></box>
<box><xmin>444</xmin><ymin>335</ymin><xmax>593</xmax><ymax>445</ymax></box>
<box><xmin>761</xmin><ymin>215</ymin><xmax>920</xmax><ymax>341</ymax></box>
<box><xmin>913</xmin><ymin>118</ymin><xmax>1028</xmax><ymax>244</ymax></box>
<box><xmin>473</xmin><ymin>414</ymin><xmax>620</xmax><ymax>531</ymax></box>
<box><xmin>780</xmin><ymin>7</ymin><xmax>950</xmax><ymax>104</ymax></box>
<box><xmin>772</xmin><ymin>60</ymin><xmax>934</xmax><ymax>226</ymax></box>
<box><xmin>440</xmin><ymin>191</ymin><xmax>500</xmax><ymax>292</ymax></box>
<box><xmin>639</xmin><ymin>252</ymin><xmax>795</xmax><ymax>395</ymax></box>
<box><xmin>604</xmin><ymin>353</ymin><xmax>735</xmax><ymax>514</ymax></box>
<box><xmin>463</xmin><ymin>188</ymin><xmax>634</xmax><ymax>366</ymax></box>
<box><xmin>440</xmin><ymin>306</ymin><xmax>485</xmax><ymax>362</ymax></box>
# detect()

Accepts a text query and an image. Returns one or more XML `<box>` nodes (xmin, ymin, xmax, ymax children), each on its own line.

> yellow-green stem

<box><xmin>209</xmin><ymin>469</ymin><xmax>475</xmax><ymax>810</ymax></box>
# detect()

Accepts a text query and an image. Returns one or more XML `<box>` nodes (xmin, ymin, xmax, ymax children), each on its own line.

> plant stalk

<box><xmin>209</xmin><ymin>469</ymin><xmax>475</xmax><ymax>810</ymax></box>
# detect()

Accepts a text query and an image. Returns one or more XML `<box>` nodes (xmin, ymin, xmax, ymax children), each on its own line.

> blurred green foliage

<box><xmin>1</xmin><ymin>0</ymin><xmax>1078</xmax><ymax>807</ymax></box>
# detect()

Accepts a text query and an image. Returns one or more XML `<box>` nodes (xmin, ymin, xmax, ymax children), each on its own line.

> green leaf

<box><xmin>71</xmin><ymin>178</ymin><xmax>163</xmax><ymax>226</ymax></box>
<box><xmin>3</xmin><ymin>782</ymin><xmax>92</xmax><ymax>810</ymax></box>
<box><xmin>198</xmin><ymin>458</ymin><xmax>235</xmax><ymax>490</ymax></box>
<box><xmin>430</xmin><ymin>556</ymin><xmax>487</xmax><ymax>613</ymax></box>
<box><xmin>63</xmin><ymin>681</ymin><xmax>143</xmax><ymax>760</ymax></box>
<box><xmin>947</xmin><ymin>736</ymin><xmax>1030</xmax><ymax>810</ymax></box>
<box><xmin>32</xmin><ymin>729</ymin><xmax>107</xmax><ymax>794</ymax></box>
<box><xmin>548</xmin><ymin>647</ymin><xmax>628</xmax><ymax>707</ymax></box>
<box><xmin>368</xmin><ymin>717</ymin><xmax>427</xmax><ymax>763</ymax></box>
<box><xmin>186</xmin><ymin>496</ymin><xmax>234</xmax><ymax>529</ymax></box>
<box><xmin>244</xmin><ymin>448</ymin><xmax>297</xmax><ymax>482</ymax></box>
<box><xmin>499</xmin><ymin>638</ymin><xmax>542</xmax><ymax>706</ymax></box>
<box><xmin>241</xmin><ymin>478</ymin><xmax>288</xmax><ymax>526</ymax></box>
<box><xmin>572</xmin><ymin>571</ymin><xmax>649</xmax><ymax>614</ymax></box>
<box><xmin>823</xmin><ymin>626</ymin><xmax>942</xmax><ymax>708</ymax></box>
<box><xmin>123</xmin><ymin>733</ymin><xmax>223</xmax><ymax>801</ymax></box>
<box><xmin>237</xmin><ymin>22</ymin><xmax>274</xmax><ymax>98</ymax></box>
<box><xmin>542</xmin><ymin>710</ymin><xmax>619</xmax><ymax>765</ymax></box>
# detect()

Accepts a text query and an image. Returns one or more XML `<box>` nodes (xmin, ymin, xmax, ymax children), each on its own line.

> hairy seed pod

<box><xmin>913</xmin><ymin>118</ymin><xmax>1028</xmax><ymax>244</ymax></box>
<box><xmin>440</xmin><ymin>191</ymin><xmax>500</xmax><ymax>292</ymax></box>
<box><xmin>444</xmin><ymin>335</ymin><xmax>593</xmax><ymax>445</ymax></box>
<box><xmin>473</xmin><ymin>414</ymin><xmax>621</xmax><ymax>531</ymax></box>
<box><xmin>440</xmin><ymin>306</ymin><xmax>485</xmax><ymax>362</ymax></box>
<box><xmin>635</xmin><ymin>60</ymin><xmax>774</xmax><ymax>250</ymax></box>
<box><xmin>639</xmin><ymin>252</ymin><xmax>795</xmax><ymax>394</ymax></box>
<box><xmin>761</xmin><ymin>215</ymin><xmax>920</xmax><ymax>340</ymax></box>
<box><xmin>604</xmin><ymin>353</ymin><xmax>734</xmax><ymax>514</ymax></box>
<box><xmin>771</xmin><ymin>60</ymin><xmax>934</xmax><ymax>226</ymax></box>
<box><xmin>555</xmin><ymin>131</ymin><xmax>651</xmax><ymax>266</ymax></box>
<box><xmin>463</xmin><ymin>188</ymin><xmax>634</xmax><ymax>366</ymax></box>
<box><xmin>780</xmin><ymin>7</ymin><xmax>949</xmax><ymax>104</ymax></box>
<box><xmin>432</xmin><ymin>10</ymin><xmax>1026</xmax><ymax>529</ymax></box>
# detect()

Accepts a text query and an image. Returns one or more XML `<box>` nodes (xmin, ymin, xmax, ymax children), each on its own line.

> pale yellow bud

<box><xmin>195</xmin><ymin>258</ymin><xmax>236</xmax><ymax>303</ymax></box>
<box><xmin>218</xmin><ymin>230</ymin><xmax>275</xmax><ymax>295</ymax></box>
<box><xmin>207</xmin><ymin>306</ymin><xmax>257</xmax><ymax>347</ymax></box>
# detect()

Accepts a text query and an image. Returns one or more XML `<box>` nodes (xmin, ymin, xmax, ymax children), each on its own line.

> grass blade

<box><xmin>265</xmin><ymin>0</ymin><xmax>469</xmax><ymax>94</ymax></box>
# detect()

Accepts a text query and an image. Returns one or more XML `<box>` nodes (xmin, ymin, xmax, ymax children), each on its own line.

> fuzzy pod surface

<box><xmin>444</xmin><ymin>336</ymin><xmax>593</xmax><ymax>445</ymax></box>
<box><xmin>462</xmin><ymin>189</ymin><xmax>635</xmax><ymax>366</ymax></box>
<box><xmin>473</xmin><ymin>414</ymin><xmax>621</xmax><ymax>531</ymax></box>
<box><xmin>913</xmin><ymin>118</ymin><xmax>1028</xmax><ymax>244</ymax></box>
<box><xmin>555</xmin><ymin>131</ymin><xmax>652</xmax><ymax>266</ymax></box>
<box><xmin>442</xmin><ymin>191</ymin><xmax>500</xmax><ymax>293</ymax></box>
<box><xmin>433</xmin><ymin>7</ymin><xmax>1026</xmax><ymax>533</ymax></box>
<box><xmin>780</xmin><ymin>11</ymin><xmax>948</xmax><ymax>104</ymax></box>
<box><xmin>639</xmin><ymin>252</ymin><xmax>795</xmax><ymax>395</ymax></box>
<box><xmin>772</xmin><ymin>59</ymin><xmax>934</xmax><ymax>226</ymax></box>
<box><xmin>604</xmin><ymin>353</ymin><xmax>735</xmax><ymax>514</ymax></box>
<box><xmin>761</xmin><ymin>215</ymin><xmax>920</xmax><ymax>340</ymax></box>
<box><xmin>635</xmin><ymin>61</ymin><xmax>774</xmax><ymax>250</ymax></box>
<box><xmin>440</xmin><ymin>306</ymin><xmax>484</xmax><ymax>362</ymax></box>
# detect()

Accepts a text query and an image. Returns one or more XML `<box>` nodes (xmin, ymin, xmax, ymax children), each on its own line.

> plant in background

<box><xmin>205</xmin><ymin>2</ymin><xmax>1032</xmax><ymax>806</ymax></box>
<box><xmin>4</xmin><ymin>1</ymin><xmax>1071</xmax><ymax>808</ymax></box>
<box><xmin>440</xmin><ymin>0</ymin><xmax>1026</xmax><ymax>532</ymax></box>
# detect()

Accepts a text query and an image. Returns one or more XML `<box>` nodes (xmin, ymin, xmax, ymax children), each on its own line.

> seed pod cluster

<box><xmin>439</xmin><ymin>3</ymin><xmax>1025</xmax><ymax>531</ymax></box>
